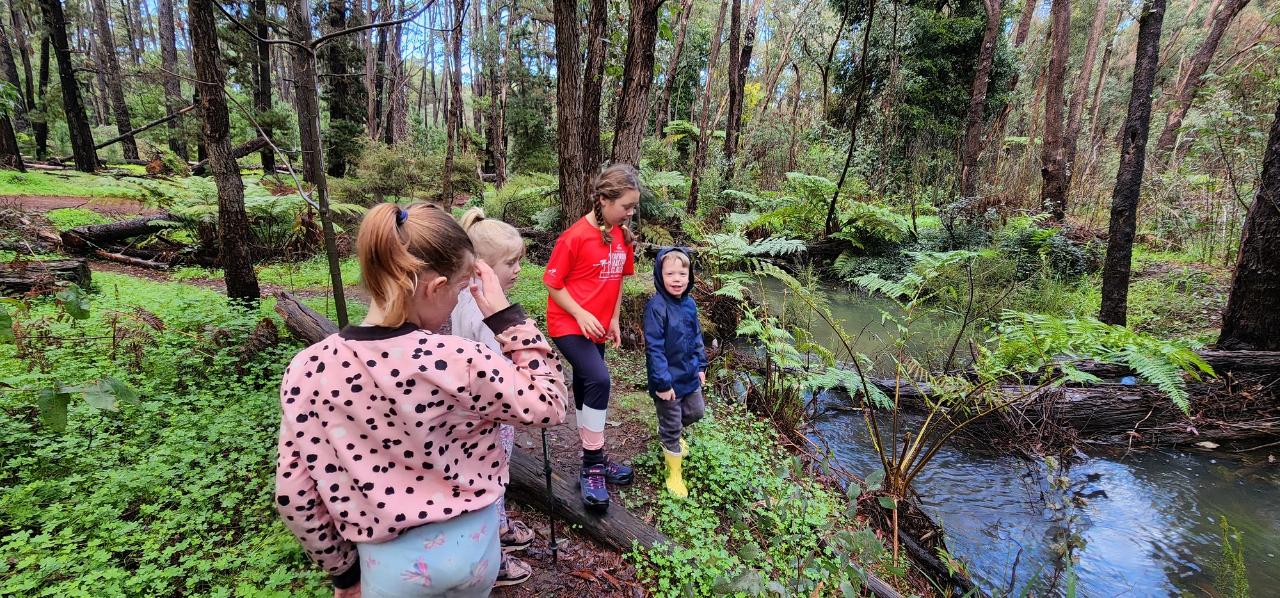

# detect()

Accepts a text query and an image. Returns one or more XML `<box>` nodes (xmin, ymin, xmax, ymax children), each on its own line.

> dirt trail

<box><xmin>0</xmin><ymin>195</ymin><xmax>162</xmax><ymax>217</ymax></box>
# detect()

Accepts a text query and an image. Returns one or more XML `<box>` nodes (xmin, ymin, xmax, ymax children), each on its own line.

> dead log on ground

<box><xmin>93</xmin><ymin>249</ymin><xmax>170</xmax><ymax>270</ymax></box>
<box><xmin>1072</xmin><ymin>350</ymin><xmax>1280</xmax><ymax>378</ymax></box>
<box><xmin>191</xmin><ymin>137</ymin><xmax>268</xmax><ymax>175</ymax></box>
<box><xmin>0</xmin><ymin>259</ymin><xmax>91</xmax><ymax>295</ymax></box>
<box><xmin>60</xmin><ymin>212</ymin><xmax>177</xmax><ymax>252</ymax></box>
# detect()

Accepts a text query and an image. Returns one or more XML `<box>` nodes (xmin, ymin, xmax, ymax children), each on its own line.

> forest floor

<box><xmin>4</xmin><ymin>191</ymin><xmax>660</xmax><ymax>596</ymax></box>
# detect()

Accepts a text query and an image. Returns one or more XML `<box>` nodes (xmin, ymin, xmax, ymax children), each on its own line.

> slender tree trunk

<box><xmin>611</xmin><ymin>0</ymin><xmax>664</xmax><ymax>167</ymax></box>
<box><xmin>1063</xmin><ymin>0</ymin><xmax>1110</xmax><ymax>193</ymax></box>
<box><xmin>0</xmin><ymin>16</ymin><xmax>29</xmax><ymax>130</ymax></box>
<box><xmin>34</xmin><ymin>35</ymin><xmax>51</xmax><ymax>159</ymax></box>
<box><xmin>450</xmin><ymin>0</ymin><xmax>464</xmax><ymax>153</ymax></box>
<box><xmin>120</xmin><ymin>0</ymin><xmax>142</xmax><ymax>66</ymax></box>
<box><xmin>40</xmin><ymin>0</ymin><xmax>97</xmax><ymax>171</ymax></box>
<box><xmin>1087</xmin><ymin>8</ymin><xmax>1123</xmax><ymax>152</ymax></box>
<box><xmin>286</xmin><ymin>0</ymin><xmax>349</xmax><ymax>326</ymax></box>
<box><xmin>441</xmin><ymin>0</ymin><xmax>464</xmax><ymax>206</ymax></box>
<box><xmin>1098</xmin><ymin>0</ymin><xmax>1166</xmax><ymax>325</ymax></box>
<box><xmin>723</xmin><ymin>0</ymin><xmax>762</xmax><ymax>181</ymax></box>
<box><xmin>824</xmin><ymin>0</ymin><xmax>877</xmax><ymax>236</ymax></box>
<box><xmin>757</xmin><ymin>2</ymin><xmax>811</xmax><ymax>120</ymax></box>
<box><xmin>687</xmin><ymin>0</ymin><xmax>729</xmax><ymax>215</ymax></box>
<box><xmin>819</xmin><ymin>10</ymin><xmax>848</xmax><ymax>118</ymax></box>
<box><xmin>1153</xmin><ymin>0</ymin><xmax>1250</xmax><ymax>159</ymax></box>
<box><xmin>91</xmin><ymin>0</ymin><xmax>138</xmax><ymax>159</ymax></box>
<box><xmin>580</xmin><ymin>0</ymin><xmax>606</xmax><ymax>171</ymax></box>
<box><xmin>553</xmin><ymin>0</ymin><xmax>588</xmax><ymax>222</ymax></box>
<box><xmin>323</xmin><ymin>0</ymin><xmax>365</xmax><ymax>178</ymax></box>
<box><xmin>469</xmin><ymin>0</ymin><xmax>483</xmax><ymax>137</ymax></box>
<box><xmin>987</xmin><ymin>0</ymin><xmax>1037</xmax><ymax>178</ymax></box>
<box><xmin>158</xmin><ymin>0</ymin><xmax>187</xmax><ymax>158</ymax></box>
<box><xmin>655</xmin><ymin>0</ymin><xmax>693</xmax><ymax>139</ymax></box>
<box><xmin>487</xmin><ymin>0</ymin><xmax>509</xmax><ymax>186</ymax></box>
<box><xmin>958</xmin><ymin>0</ymin><xmax>1001</xmax><ymax>199</ymax></box>
<box><xmin>1039</xmin><ymin>0</ymin><xmax>1071</xmax><ymax>221</ymax></box>
<box><xmin>190</xmin><ymin>0</ymin><xmax>260</xmax><ymax>303</ymax></box>
<box><xmin>371</xmin><ymin>25</ymin><xmax>388</xmax><ymax>140</ymax></box>
<box><xmin>1217</xmin><ymin>95</ymin><xmax>1280</xmax><ymax>349</ymax></box>
<box><xmin>251</xmin><ymin>0</ymin><xmax>275</xmax><ymax>172</ymax></box>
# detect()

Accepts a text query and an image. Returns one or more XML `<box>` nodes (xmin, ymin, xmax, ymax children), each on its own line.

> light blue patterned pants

<box><xmin>357</xmin><ymin>501</ymin><xmax>500</xmax><ymax>597</ymax></box>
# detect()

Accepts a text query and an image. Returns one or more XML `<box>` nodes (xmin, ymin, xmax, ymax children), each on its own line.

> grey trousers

<box><xmin>654</xmin><ymin>389</ymin><xmax>705</xmax><ymax>453</ymax></box>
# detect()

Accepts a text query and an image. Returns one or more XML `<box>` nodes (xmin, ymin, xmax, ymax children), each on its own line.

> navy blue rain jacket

<box><xmin>644</xmin><ymin>247</ymin><xmax>708</xmax><ymax>398</ymax></box>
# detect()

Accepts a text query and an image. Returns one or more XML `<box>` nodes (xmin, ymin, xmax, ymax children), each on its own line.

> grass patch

<box><xmin>44</xmin><ymin>207</ymin><xmax>112</xmax><ymax>231</ymax></box>
<box><xmin>0</xmin><ymin>170</ymin><xmax>152</xmax><ymax>200</ymax></box>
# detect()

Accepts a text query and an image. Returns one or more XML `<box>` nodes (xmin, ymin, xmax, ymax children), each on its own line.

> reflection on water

<box><xmin>812</xmin><ymin>397</ymin><xmax>1280</xmax><ymax>596</ymax></box>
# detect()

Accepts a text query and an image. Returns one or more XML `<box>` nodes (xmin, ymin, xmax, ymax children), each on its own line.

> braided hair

<box><xmin>589</xmin><ymin>164</ymin><xmax>640</xmax><ymax>246</ymax></box>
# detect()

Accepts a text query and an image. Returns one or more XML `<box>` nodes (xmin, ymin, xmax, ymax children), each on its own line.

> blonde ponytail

<box><xmin>356</xmin><ymin>203</ymin><xmax>474</xmax><ymax>327</ymax></box>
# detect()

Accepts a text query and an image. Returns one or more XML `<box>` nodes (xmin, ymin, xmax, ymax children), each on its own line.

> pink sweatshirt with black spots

<box><xmin>274</xmin><ymin>304</ymin><xmax>567</xmax><ymax>579</ymax></box>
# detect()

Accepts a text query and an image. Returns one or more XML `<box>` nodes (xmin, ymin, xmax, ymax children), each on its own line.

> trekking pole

<box><xmin>540</xmin><ymin>428</ymin><xmax>559</xmax><ymax>564</ymax></box>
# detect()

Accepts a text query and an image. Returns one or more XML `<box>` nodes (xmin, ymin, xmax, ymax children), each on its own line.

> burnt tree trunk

<box><xmin>1039</xmin><ymin>0</ymin><xmax>1071</xmax><ymax>221</ymax></box>
<box><xmin>91</xmin><ymin>0</ymin><xmax>138</xmax><ymax>160</ymax></box>
<box><xmin>1098</xmin><ymin>0</ymin><xmax>1166</xmax><ymax>326</ymax></box>
<box><xmin>41</xmin><ymin>0</ymin><xmax>98</xmax><ymax>172</ymax></box>
<box><xmin>0</xmin><ymin>113</ymin><xmax>24</xmax><ymax>171</ymax></box>
<box><xmin>1218</xmin><ymin>95</ymin><xmax>1280</xmax><ymax>350</ymax></box>
<box><xmin>655</xmin><ymin>0</ymin><xmax>693</xmax><ymax>140</ymax></box>
<box><xmin>252</xmin><ymin>0</ymin><xmax>275</xmax><ymax>172</ymax></box>
<box><xmin>553</xmin><ymin>0</ymin><xmax>588</xmax><ymax>223</ymax></box>
<box><xmin>34</xmin><ymin>35</ymin><xmax>50</xmax><ymax>160</ymax></box>
<box><xmin>721</xmin><ymin>0</ymin><xmax>742</xmax><ymax>175</ymax></box>
<box><xmin>158</xmin><ymin>0</ymin><xmax>187</xmax><ymax>159</ymax></box>
<box><xmin>610</xmin><ymin>0</ymin><xmax>664</xmax><ymax>167</ymax></box>
<box><xmin>581</xmin><ymin>0</ymin><xmax>606</xmax><ymax>172</ymax></box>
<box><xmin>10</xmin><ymin>6</ymin><xmax>36</xmax><ymax>131</ymax></box>
<box><xmin>1154</xmin><ymin>0</ymin><xmax>1250</xmax><ymax>159</ymax></box>
<box><xmin>1064</xmin><ymin>0</ymin><xmax>1110</xmax><ymax>172</ymax></box>
<box><xmin>190</xmin><ymin>0</ymin><xmax>260</xmax><ymax>303</ymax></box>
<box><xmin>686</xmin><ymin>0</ymin><xmax>729</xmax><ymax>215</ymax></box>
<box><xmin>0</xmin><ymin>16</ymin><xmax>29</xmax><ymax>131</ymax></box>
<box><xmin>958</xmin><ymin>0</ymin><xmax>1002</xmax><ymax>199</ymax></box>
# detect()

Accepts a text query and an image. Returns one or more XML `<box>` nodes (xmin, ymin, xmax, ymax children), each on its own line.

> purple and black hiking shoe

<box><xmin>580</xmin><ymin>464</ymin><xmax>610</xmax><ymax>513</ymax></box>
<box><xmin>604</xmin><ymin>460</ymin><xmax>634</xmax><ymax>485</ymax></box>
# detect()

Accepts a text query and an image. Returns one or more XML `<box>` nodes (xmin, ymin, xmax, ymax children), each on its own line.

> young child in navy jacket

<box><xmin>642</xmin><ymin>247</ymin><xmax>708</xmax><ymax>498</ymax></box>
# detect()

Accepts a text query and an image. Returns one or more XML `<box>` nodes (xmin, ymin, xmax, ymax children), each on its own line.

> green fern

<box><xmin>982</xmin><ymin>311</ymin><xmax>1213</xmax><ymax>413</ymax></box>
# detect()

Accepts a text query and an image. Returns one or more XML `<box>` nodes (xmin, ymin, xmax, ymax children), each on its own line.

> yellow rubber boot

<box><xmin>663</xmin><ymin>449</ymin><xmax>688</xmax><ymax>498</ymax></box>
<box><xmin>679</xmin><ymin>437</ymin><xmax>689</xmax><ymax>456</ymax></box>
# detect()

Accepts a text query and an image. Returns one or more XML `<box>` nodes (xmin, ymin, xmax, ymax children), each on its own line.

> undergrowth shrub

<box><xmin>630</xmin><ymin>403</ymin><xmax>886</xmax><ymax>596</ymax></box>
<box><xmin>0</xmin><ymin>273</ymin><xmax>329</xmax><ymax>596</ymax></box>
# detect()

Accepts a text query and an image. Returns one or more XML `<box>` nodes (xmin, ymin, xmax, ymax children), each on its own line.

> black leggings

<box><xmin>552</xmin><ymin>335</ymin><xmax>609</xmax><ymax>452</ymax></box>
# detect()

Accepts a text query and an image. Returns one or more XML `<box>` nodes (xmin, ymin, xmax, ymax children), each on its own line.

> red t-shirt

<box><xmin>544</xmin><ymin>216</ymin><xmax>635</xmax><ymax>340</ymax></box>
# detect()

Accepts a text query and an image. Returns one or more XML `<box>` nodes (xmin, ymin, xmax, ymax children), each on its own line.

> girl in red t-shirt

<box><xmin>543</xmin><ymin>164</ymin><xmax>641</xmax><ymax>512</ymax></box>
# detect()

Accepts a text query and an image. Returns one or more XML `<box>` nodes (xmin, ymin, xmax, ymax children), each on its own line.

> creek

<box><xmin>768</xmin><ymin>284</ymin><xmax>1280</xmax><ymax>595</ymax></box>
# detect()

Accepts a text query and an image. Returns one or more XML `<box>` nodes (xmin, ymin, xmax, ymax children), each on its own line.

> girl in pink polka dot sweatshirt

<box><xmin>274</xmin><ymin>203</ymin><xmax>567</xmax><ymax>595</ymax></box>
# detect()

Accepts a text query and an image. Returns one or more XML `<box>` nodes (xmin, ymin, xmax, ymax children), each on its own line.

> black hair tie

<box><xmin>395</xmin><ymin>207</ymin><xmax>408</xmax><ymax>226</ymax></box>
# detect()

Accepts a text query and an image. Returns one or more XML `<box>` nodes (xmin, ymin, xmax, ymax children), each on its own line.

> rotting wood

<box><xmin>0</xmin><ymin>258</ymin><xmax>91</xmax><ymax>295</ymax></box>
<box><xmin>60</xmin><ymin>212</ymin><xmax>177</xmax><ymax>252</ymax></box>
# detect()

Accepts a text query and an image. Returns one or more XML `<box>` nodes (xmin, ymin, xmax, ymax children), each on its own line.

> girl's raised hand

<box><xmin>470</xmin><ymin>260</ymin><xmax>512</xmax><ymax>317</ymax></box>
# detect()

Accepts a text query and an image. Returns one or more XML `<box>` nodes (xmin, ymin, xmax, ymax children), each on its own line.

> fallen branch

<box><xmin>60</xmin><ymin>212</ymin><xmax>177</xmax><ymax>252</ymax></box>
<box><xmin>92</xmin><ymin>249</ymin><xmax>170</xmax><ymax>270</ymax></box>
<box><xmin>191</xmin><ymin>136</ymin><xmax>269</xmax><ymax>175</ymax></box>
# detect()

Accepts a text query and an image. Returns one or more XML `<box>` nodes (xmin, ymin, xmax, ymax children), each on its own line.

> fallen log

<box><xmin>0</xmin><ymin>259</ymin><xmax>91</xmax><ymax>295</ymax></box>
<box><xmin>1072</xmin><ymin>350</ymin><xmax>1280</xmax><ymax>378</ymax></box>
<box><xmin>93</xmin><ymin>249</ymin><xmax>170</xmax><ymax>270</ymax></box>
<box><xmin>851</xmin><ymin>377</ymin><xmax>1279</xmax><ymax>447</ymax></box>
<box><xmin>191</xmin><ymin>137</ymin><xmax>268</xmax><ymax>175</ymax></box>
<box><xmin>60</xmin><ymin>212</ymin><xmax>177</xmax><ymax>252</ymax></box>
